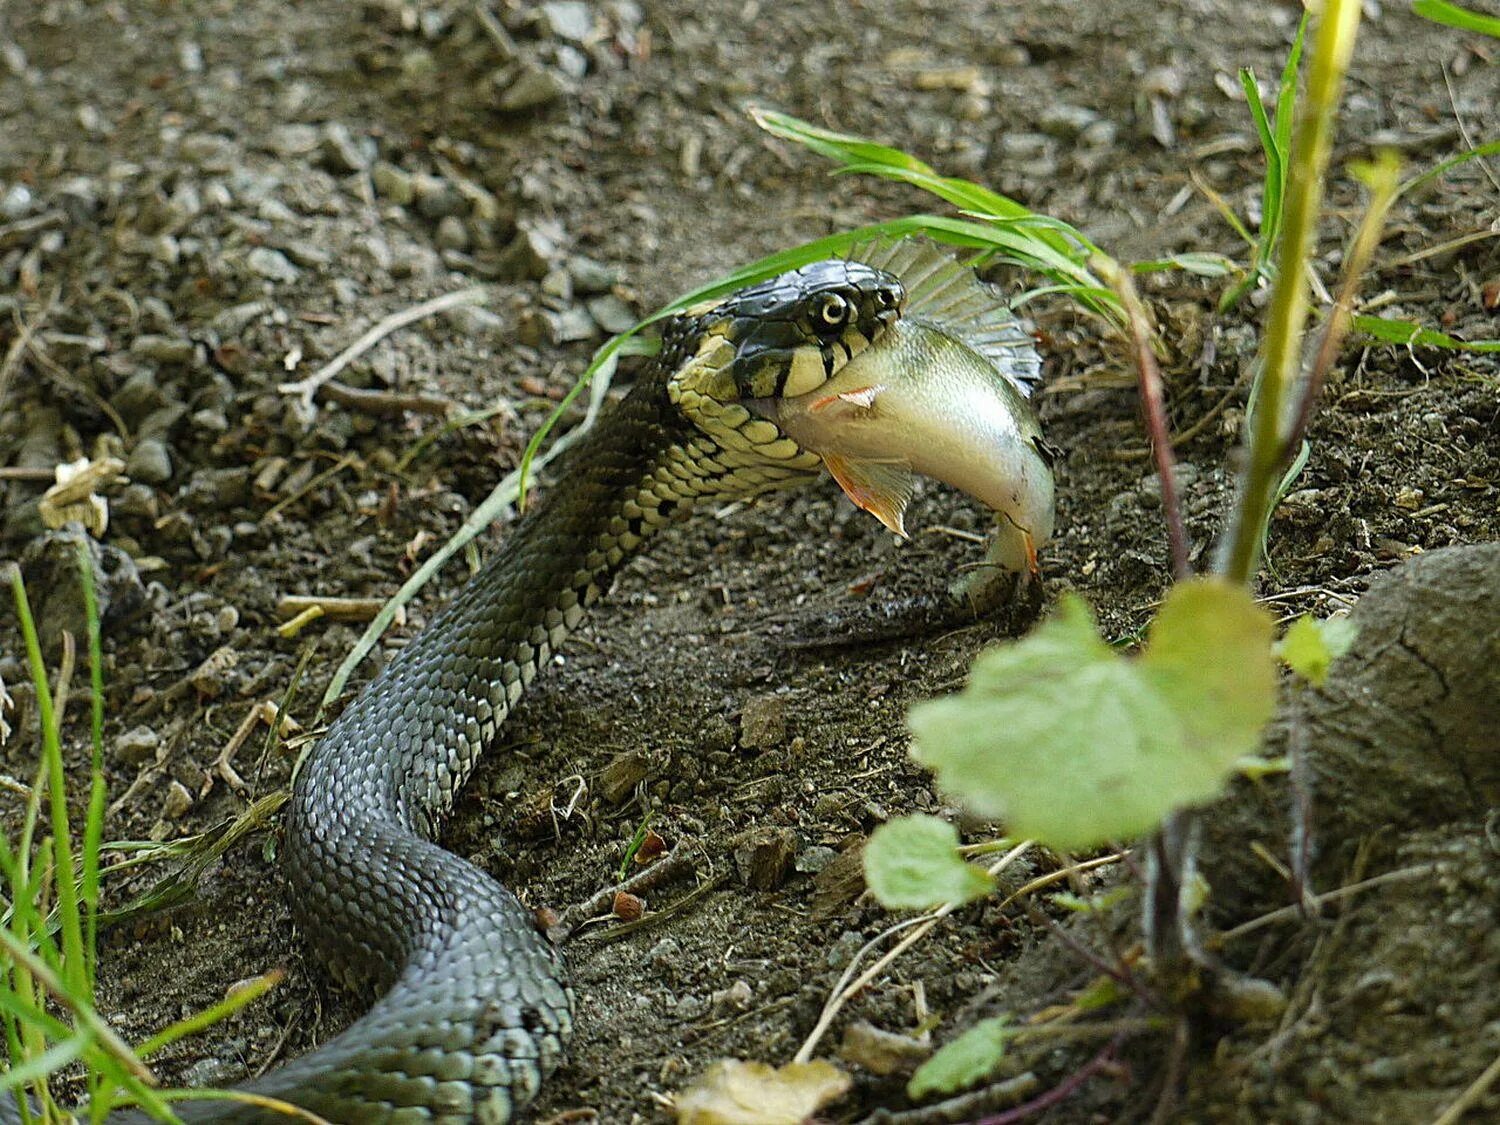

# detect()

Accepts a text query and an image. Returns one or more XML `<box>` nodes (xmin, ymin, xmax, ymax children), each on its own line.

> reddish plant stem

<box><xmin>971</xmin><ymin>1035</ymin><xmax>1124</xmax><ymax>1125</ymax></box>
<box><xmin>1095</xmin><ymin>257</ymin><xmax>1191</xmax><ymax>580</ymax></box>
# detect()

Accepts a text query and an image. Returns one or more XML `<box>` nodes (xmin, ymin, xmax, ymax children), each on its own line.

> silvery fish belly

<box><xmin>767</xmin><ymin>241</ymin><xmax>1056</xmax><ymax>574</ymax></box>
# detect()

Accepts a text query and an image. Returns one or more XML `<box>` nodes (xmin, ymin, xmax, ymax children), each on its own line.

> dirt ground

<box><xmin>2</xmin><ymin>0</ymin><xmax>1498</xmax><ymax>1122</ymax></box>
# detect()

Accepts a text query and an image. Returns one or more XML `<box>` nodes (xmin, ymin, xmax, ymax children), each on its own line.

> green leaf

<box><xmin>863</xmin><ymin>815</ymin><xmax>994</xmax><ymax>910</ymax></box>
<box><xmin>908</xmin><ymin>581</ymin><xmax>1277</xmax><ymax>851</ymax></box>
<box><xmin>1277</xmin><ymin>614</ymin><xmax>1358</xmax><ymax>686</ymax></box>
<box><xmin>1130</xmin><ymin>251</ymin><xmax>1241</xmax><ymax>277</ymax></box>
<box><xmin>1074</xmin><ymin>975</ymin><xmax>1132</xmax><ymax>1012</ymax></box>
<box><xmin>907</xmin><ymin>1016</ymin><xmax>1013</xmax><ymax>1100</ymax></box>
<box><xmin>1049</xmin><ymin>886</ymin><xmax>1131</xmax><ymax>914</ymax></box>
<box><xmin>1412</xmin><ymin>0</ymin><xmax>1500</xmax><ymax>38</ymax></box>
<box><xmin>1353</xmin><ymin>314</ymin><xmax>1500</xmax><ymax>352</ymax></box>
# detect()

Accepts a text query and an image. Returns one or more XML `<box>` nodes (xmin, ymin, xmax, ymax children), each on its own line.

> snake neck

<box><xmin>293</xmin><ymin>362</ymin><xmax>820</xmax><ymax>846</ymax></box>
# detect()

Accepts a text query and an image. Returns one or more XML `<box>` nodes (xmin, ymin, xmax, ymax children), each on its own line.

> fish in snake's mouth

<box><xmin>672</xmin><ymin>239</ymin><xmax>1056</xmax><ymax>574</ymax></box>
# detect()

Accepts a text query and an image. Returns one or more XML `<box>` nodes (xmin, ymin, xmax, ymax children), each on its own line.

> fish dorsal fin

<box><xmin>823</xmin><ymin>453</ymin><xmax>915</xmax><ymax>538</ymax></box>
<box><xmin>848</xmin><ymin>238</ymin><xmax>1043</xmax><ymax>397</ymax></box>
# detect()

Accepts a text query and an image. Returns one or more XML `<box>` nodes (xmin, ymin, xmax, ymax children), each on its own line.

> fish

<box><xmin>761</xmin><ymin>239</ymin><xmax>1056</xmax><ymax>575</ymax></box>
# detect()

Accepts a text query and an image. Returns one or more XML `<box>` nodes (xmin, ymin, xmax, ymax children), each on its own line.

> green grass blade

<box><xmin>1412</xmin><ymin>0</ymin><xmax>1500</xmax><ymax>37</ymax></box>
<box><xmin>0</xmin><ymin>1030</ymin><xmax>92</xmax><ymax>1092</ymax></box>
<box><xmin>1352</xmin><ymin>314</ymin><xmax>1500</xmax><ymax>351</ymax></box>
<box><xmin>17</xmin><ymin>581</ymin><xmax>89</xmax><ymax>1005</ymax></box>
<box><xmin>76</xmin><ymin>541</ymin><xmax>107</xmax><ymax>996</ymax></box>
<box><xmin>0</xmin><ymin>985</ymin><xmax>76</xmax><ymax>1042</ymax></box>
<box><xmin>137</xmin><ymin>971</ymin><xmax>283</xmax><ymax>1058</ymax></box>
<box><xmin>1397</xmin><ymin>137</ymin><xmax>1500</xmax><ymax>197</ymax></box>
<box><xmin>748</xmin><ymin>107</ymin><xmax>934</xmax><ymax>173</ymax></box>
<box><xmin>1274</xmin><ymin>14</ymin><xmax>1310</xmax><ymax>155</ymax></box>
<box><xmin>753</xmin><ymin>107</ymin><xmax>1101</xmax><ymax>263</ymax></box>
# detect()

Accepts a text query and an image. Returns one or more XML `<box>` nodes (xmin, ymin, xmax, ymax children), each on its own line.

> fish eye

<box><xmin>875</xmin><ymin>288</ymin><xmax>896</xmax><ymax>308</ymax></box>
<box><xmin>817</xmin><ymin>293</ymin><xmax>849</xmax><ymax>327</ymax></box>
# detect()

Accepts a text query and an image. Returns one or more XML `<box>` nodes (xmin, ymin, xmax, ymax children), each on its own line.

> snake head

<box><xmin>663</xmin><ymin>259</ymin><xmax>907</xmax><ymax>474</ymax></box>
<box><xmin>667</xmin><ymin>260</ymin><xmax>906</xmax><ymax>404</ymax></box>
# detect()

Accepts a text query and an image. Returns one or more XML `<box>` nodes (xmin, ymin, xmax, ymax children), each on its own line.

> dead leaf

<box><xmin>674</xmin><ymin>1059</ymin><xmax>850</xmax><ymax>1125</ymax></box>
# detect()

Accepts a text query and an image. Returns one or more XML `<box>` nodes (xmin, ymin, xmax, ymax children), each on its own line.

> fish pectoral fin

<box><xmin>809</xmin><ymin>384</ymin><xmax>886</xmax><ymax>415</ymax></box>
<box><xmin>990</xmin><ymin>514</ymin><xmax>1040</xmax><ymax>576</ymax></box>
<box><xmin>824</xmin><ymin>454</ymin><xmax>915</xmax><ymax>538</ymax></box>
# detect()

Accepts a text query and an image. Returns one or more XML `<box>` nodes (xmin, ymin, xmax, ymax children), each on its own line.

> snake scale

<box><xmin>181</xmin><ymin>259</ymin><xmax>906</xmax><ymax>1122</ymax></box>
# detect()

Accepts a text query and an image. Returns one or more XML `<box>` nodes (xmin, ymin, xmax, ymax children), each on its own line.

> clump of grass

<box><xmin>2</xmin><ymin>547</ymin><xmax>290</xmax><ymax>1123</ymax></box>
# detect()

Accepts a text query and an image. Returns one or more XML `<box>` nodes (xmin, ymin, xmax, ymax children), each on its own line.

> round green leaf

<box><xmin>863</xmin><ymin>814</ymin><xmax>995</xmax><ymax>910</ymax></box>
<box><xmin>907</xmin><ymin>1016</ymin><xmax>1013</xmax><ymax>1100</ymax></box>
<box><xmin>908</xmin><ymin>583</ymin><xmax>1277</xmax><ymax>851</ymax></box>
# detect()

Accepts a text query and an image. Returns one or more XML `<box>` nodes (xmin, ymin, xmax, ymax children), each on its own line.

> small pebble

<box><xmin>732</xmin><ymin>825</ymin><xmax>798</xmax><ymax>890</ymax></box>
<box><xmin>246</xmin><ymin>247</ymin><xmax>300</xmax><ymax>283</ymax></box>
<box><xmin>739</xmin><ymin>694</ymin><xmax>786</xmax><ymax>749</ymax></box>
<box><xmin>498</xmin><ymin>64</ymin><xmax>566</xmax><ymax>112</ymax></box>
<box><xmin>163</xmin><ymin>780</ymin><xmax>194</xmax><ymax>819</ymax></box>
<box><xmin>371</xmin><ymin>162</ymin><xmax>415</xmax><ymax>205</ymax></box>
<box><xmin>586</xmin><ymin>293</ymin><xmax>636</xmax><ymax>334</ymax></box>
<box><xmin>113</xmin><ymin>725</ymin><xmax>159</xmax><ymax>766</ymax></box>
<box><xmin>545</xmin><ymin>306</ymin><xmax>598</xmax><ymax>344</ymax></box>
<box><xmin>130</xmin><ymin>334</ymin><xmax>195</xmax><ymax>364</ymax></box>
<box><xmin>568</xmin><ymin>255</ymin><xmax>619</xmax><ymax>293</ymax></box>
<box><xmin>540</xmin><ymin>1</ymin><xmax>592</xmax><ymax>42</ymax></box>
<box><xmin>125</xmin><ymin>439</ymin><xmax>173</xmax><ymax>484</ymax></box>
<box><xmin>434</xmin><ymin>215</ymin><xmax>469</xmax><ymax>251</ymax></box>
<box><xmin>320</xmin><ymin>123</ymin><xmax>372</xmax><ymax>173</ymax></box>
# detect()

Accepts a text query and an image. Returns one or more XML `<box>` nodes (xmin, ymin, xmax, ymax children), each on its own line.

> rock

<box><xmin>434</xmin><ymin>215</ymin><xmax>469</xmax><ymax>251</ymax></box>
<box><xmin>113</xmin><ymin>726</ymin><xmax>159</xmax><ymax>766</ymax></box>
<box><xmin>545</xmin><ymin>305</ymin><xmax>597</xmax><ymax>344</ymax></box>
<box><xmin>209</xmin><ymin>300</ymin><xmax>271</xmax><ymax>336</ymax></box>
<box><xmin>190</xmin><ymin>408</ymin><xmax>229</xmax><ymax>435</ymax></box>
<box><xmin>266</xmin><ymin>123</ymin><xmax>320</xmax><ymax>157</ymax></box>
<box><xmin>586</xmin><ymin>293</ymin><xmax>636</xmax><ymax>334</ymax></box>
<box><xmin>245</xmin><ymin>247</ymin><xmax>300</xmax><ymax>283</ymax></box>
<box><xmin>1201</xmin><ymin>543</ymin><xmax>1500</xmax><ymax>905</ymax></box>
<box><xmin>839</xmin><ymin>1021</ymin><xmax>931</xmax><ymax>1076</ymax></box>
<box><xmin>498</xmin><ymin>63</ymin><xmax>566</xmax><ymax>112</ymax></box>
<box><xmin>125</xmin><ymin>438</ymin><xmax>173</xmax><ymax>484</ymax></box>
<box><xmin>541</xmin><ymin>267</ymin><xmax>573</xmax><ymax>300</ymax></box>
<box><xmin>1039</xmin><ymin>103</ymin><xmax>1100</xmax><ymax>139</ymax></box>
<box><xmin>18</xmin><ymin>529</ymin><xmax>145</xmax><ymax>658</ymax></box>
<box><xmin>178</xmin><ymin>133</ymin><xmax>237</xmax><ymax>171</ymax></box>
<box><xmin>540</xmin><ymin>1</ymin><xmax>593</xmax><ymax>42</ymax></box>
<box><xmin>129</xmin><ymin>334</ymin><xmax>195</xmax><ymax>364</ymax></box>
<box><xmin>1</xmin><ymin>182</ymin><xmax>34</xmax><ymax>219</ymax></box>
<box><xmin>499</xmin><ymin>223</ymin><xmax>561</xmax><ymax>280</ymax></box>
<box><xmin>824</xmin><ymin>929</ymin><xmax>866</xmax><ymax>968</ymax></box>
<box><xmin>739</xmin><ymin>693</ymin><xmax>787</xmax><ymax>749</ymax></box>
<box><xmin>371</xmin><ymin>161</ymin><xmax>415</xmax><ymax>205</ymax></box>
<box><xmin>732</xmin><ymin>825</ymin><xmax>799</xmax><ymax>890</ymax></box>
<box><xmin>320</xmin><ymin>123</ymin><xmax>373</xmax><ymax>172</ymax></box>
<box><xmin>599</xmin><ymin>750</ymin><xmax>651</xmax><ymax>804</ymax></box>
<box><xmin>163</xmin><ymin>780</ymin><xmax>194</xmax><ymax>818</ymax></box>
<box><xmin>413</xmin><ymin>174</ymin><xmax>464</xmax><ymax>220</ymax></box>
<box><xmin>112</xmin><ymin>370</ymin><xmax>167</xmax><ymax>425</ymax></box>
<box><xmin>795</xmin><ymin>845</ymin><xmax>838</xmax><ymax>874</ymax></box>
<box><xmin>568</xmin><ymin>255</ymin><xmax>620</xmax><ymax>294</ymax></box>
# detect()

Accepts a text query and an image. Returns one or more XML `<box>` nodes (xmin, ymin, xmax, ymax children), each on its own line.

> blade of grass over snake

<box><xmin>1397</xmin><ymin>137</ymin><xmax>1500</xmax><ymax>197</ymax></box>
<box><xmin>77</xmin><ymin>540</ymin><xmax>106</xmax><ymax>997</ymax></box>
<box><xmin>324</xmin><ymin>347</ymin><xmax>616</xmax><ymax>708</ymax></box>
<box><xmin>1412</xmin><ymin>0</ymin><xmax>1500</xmax><ymax>37</ymax></box>
<box><xmin>9</xmin><ymin>568</ymin><xmax>88</xmax><ymax>999</ymax></box>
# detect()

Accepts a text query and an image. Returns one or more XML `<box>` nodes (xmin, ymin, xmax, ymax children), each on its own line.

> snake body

<box><xmin>202</xmin><ymin>260</ymin><xmax>908</xmax><ymax>1122</ymax></box>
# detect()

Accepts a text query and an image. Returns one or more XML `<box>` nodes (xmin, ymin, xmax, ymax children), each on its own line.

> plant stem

<box><xmin>1219</xmin><ymin>0</ymin><xmax>1363</xmax><ymax>584</ymax></box>
<box><xmin>1096</xmin><ymin>257</ymin><xmax>1191</xmax><ymax>579</ymax></box>
<box><xmin>1280</xmin><ymin>152</ymin><xmax>1400</xmax><ymax>464</ymax></box>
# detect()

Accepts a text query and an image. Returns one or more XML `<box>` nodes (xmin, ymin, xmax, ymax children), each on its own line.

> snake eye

<box><xmin>817</xmin><ymin>293</ymin><xmax>849</xmax><ymax>328</ymax></box>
